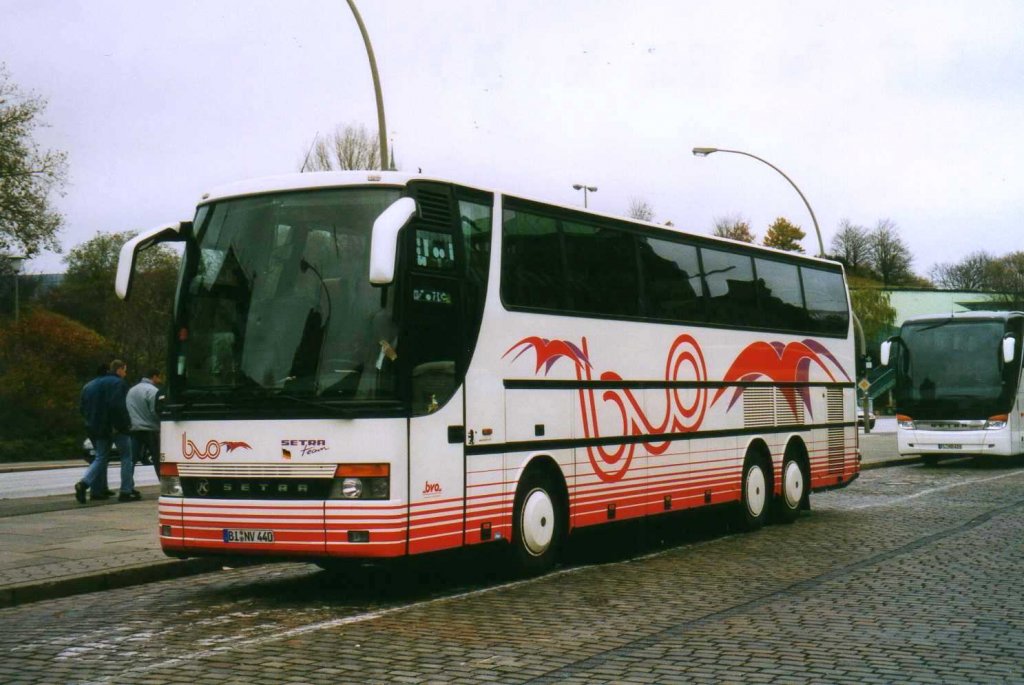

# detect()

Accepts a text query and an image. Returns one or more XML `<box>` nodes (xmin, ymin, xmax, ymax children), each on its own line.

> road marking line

<box><xmin>848</xmin><ymin>469</ymin><xmax>1024</xmax><ymax>509</ymax></box>
<box><xmin>85</xmin><ymin>565</ymin><xmax>589</xmax><ymax>683</ymax></box>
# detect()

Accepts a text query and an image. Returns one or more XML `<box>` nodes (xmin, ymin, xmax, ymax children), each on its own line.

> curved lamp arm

<box><xmin>692</xmin><ymin>147</ymin><xmax>824</xmax><ymax>257</ymax></box>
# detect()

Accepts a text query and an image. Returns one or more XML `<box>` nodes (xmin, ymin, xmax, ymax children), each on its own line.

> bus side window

<box><xmin>562</xmin><ymin>220</ymin><xmax>640</xmax><ymax>317</ymax></box>
<box><xmin>501</xmin><ymin>209</ymin><xmax>563</xmax><ymax>310</ymax></box>
<box><xmin>801</xmin><ymin>267</ymin><xmax>849</xmax><ymax>335</ymax></box>
<box><xmin>701</xmin><ymin>247</ymin><xmax>758</xmax><ymax>327</ymax></box>
<box><xmin>638</xmin><ymin>236</ymin><xmax>705</xmax><ymax>322</ymax></box>
<box><xmin>754</xmin><ymin>257</ymin><xmax>808</xmax><ymax>331</ymax></box>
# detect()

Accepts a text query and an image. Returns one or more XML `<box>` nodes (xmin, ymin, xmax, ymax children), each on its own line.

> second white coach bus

<box><xmin>881</xmin><ymin>311</ymin><xmax>1024</xmax><ymax>464</ymax></box>
<box><xmin>117</xmin><ymin>171</ymin><xmax>859</xmax><ymax>573</ymax></box>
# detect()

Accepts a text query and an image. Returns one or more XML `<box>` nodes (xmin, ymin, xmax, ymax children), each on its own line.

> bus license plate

<box><xmin>223</xmin><ymin>528</ymin><xmax>274</xmax><ymax>543</ymax></box>
<box><xmin>937</xmin><ymin>444</ymin><xmax>962</xmax><ymax>450</ymax></box>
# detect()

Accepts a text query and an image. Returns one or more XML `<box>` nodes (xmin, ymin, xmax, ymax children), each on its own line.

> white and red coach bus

<box><xmin>116</xmin><ymin>171</ymin><xmax>859</xmax><ymax>573</ymax></box>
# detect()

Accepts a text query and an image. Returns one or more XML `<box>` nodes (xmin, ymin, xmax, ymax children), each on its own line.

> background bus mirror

<box><xmin>879</xmin><ymin>339</ymin><xmax>892</xmax><ymax>366</ymax></box>
<box><xmin>116</xmin><ymin>221</ymin><xmax>192</xmax><ymax>300</ymax></box>
<box><xmin>369</xmin><ymin>197</ymin><xmax>417</xmax><ymax>285</ymax></box>
<box><xmin>1003</xmin><ymin>336</ymin><xmax>1016</xmax><ymax>365</ymax></box>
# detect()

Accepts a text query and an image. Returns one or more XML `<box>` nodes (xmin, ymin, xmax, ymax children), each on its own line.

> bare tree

<box><xmin>985</xmin><ymin>252</ymin><xmax>1024</xmax><ymax>309</ymax></box>
<box><xmin>0</xmin><ymin>64</ymin><xmax>68</xmax><ymax>258</ymax></box>
<box><xmin>929</xmin><ymin>251</ymin><xmax>996</xmax><ymax>290</ymax></box>
<box><xmin>300</xmin><ymin>123</ymin><xmax>387</xmax><ymax>172</ymax></box>
<box><xmin>867</xmin><ymin>219</ymin><xmax>913</xmax><ymax>286</ymax></box>
<box><xmin>830</xmin><ymin>219</ymin><xmax>871</xmax><ymax>270</ymax></box>
<box><xmin>627</xmin><ymin>197</ymin><xmax>655</xmax><ymax>222</ymax></box>
<box><xmin>712</xmin><ymin>214</ymin><xmax>755</xmax><ymax>243</ymax></box>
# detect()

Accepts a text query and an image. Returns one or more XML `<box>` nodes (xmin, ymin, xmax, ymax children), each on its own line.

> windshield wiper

<box><xmin>299</xmin><ymin>258</ymin><xmax>333</xmax><ymax>394</ymax></box>
<box><xmin>915</xmin><ymin>318</ymin><xmax>956</xmax><ymax>333</ymax></box>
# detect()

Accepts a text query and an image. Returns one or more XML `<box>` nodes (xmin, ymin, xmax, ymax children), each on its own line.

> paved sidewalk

<box><xmin>0</xmin><ymin>486</ymin><xmax>222</xmax><ymax>608</ymax></box>
<box><xmin>0</xmin><ymin>428</ymin><xmax>908</xmax><ymax>609</ymax></box>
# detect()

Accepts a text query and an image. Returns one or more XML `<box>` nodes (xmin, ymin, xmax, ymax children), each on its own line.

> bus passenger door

<box><xmin>408</xmin><ymin>386</ymin><xmax>465</xmax><ymax>555</ymax></box>
<box><xmin>402</xmin><ymin>226</ymin><xmax>466</xmax><ymax>556</ymax></box>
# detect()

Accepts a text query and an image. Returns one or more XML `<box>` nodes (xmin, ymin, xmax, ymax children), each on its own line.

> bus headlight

<box><xmin>896</xmin><ymin>414</ymin><xmax>916</xmax><ymax>430</ymax></box>
<box><xmin>329</xmin><ymin>464</ymin><xmax>390</xmax><ymax>500</ymax></box>
<box><xmin>159</xmin><ymin>463</ymin><xmax>183</xmax><ymax>497</ymax></box>
<box><xmin>341</xmin><ymin>477</ymin><xmax>363</xmax><ymax>498</ymax></box>
<box><xmin>160</xmin><ymin>476</ymin><xmax>184</xmax><ymax>497</ymax></box>
<box><xmin>985</xmin><ymin>414</ymin><xmax>1008</xmax><ymax>430</ymax></box>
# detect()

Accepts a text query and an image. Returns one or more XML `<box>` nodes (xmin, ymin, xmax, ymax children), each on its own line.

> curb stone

<box><xmin>0</xmin><ymin>558</ymin><xmax>225</xmax><ymax>609</ymax></box>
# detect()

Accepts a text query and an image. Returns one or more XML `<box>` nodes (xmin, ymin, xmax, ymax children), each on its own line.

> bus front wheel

<box><xmin>511</xmin><ymin>470</ymin><xmax>564</xmax><ymax>575</ymax></box>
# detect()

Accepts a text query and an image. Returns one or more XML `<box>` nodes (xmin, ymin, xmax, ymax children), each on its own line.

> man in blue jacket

<box><xmin>75</xmin><ymin>359</ymin><xmax>138</xmax><ymax>503</ymax></box>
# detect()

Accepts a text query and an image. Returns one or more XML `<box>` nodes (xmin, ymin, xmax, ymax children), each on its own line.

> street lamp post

<box><xmin>692</xmin><ymin>146</ymin><xmax>870</xmax><ymax>432</ymax></box>
<box><xmin>6</xmin><ymin>255</ymin><xmax>25</xmax><ymax>323</ymax></box>
<box><xmin>572</xmin><ymin>183</ymin><xmax>597</xmax><ymax>208</ymax></box>
<box><xmin>345</xmin><ymin>0</ymin><xmax>388</xmax><ymax>170</ymax></box>
<box><xmin>691</xmin><ymin>147</ymin><xmax>824</xmax><ymax>257</ymax></box>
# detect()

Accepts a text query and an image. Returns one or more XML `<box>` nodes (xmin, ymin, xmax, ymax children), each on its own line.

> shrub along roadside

<box><xmin>0</xmin><ymin>308</ymin><xmax>112</xmax><ymax>461</ymax></box>
<box><xmin>0</xmin><ymin>435</ymin><xmax>81</xmax><ymax>464</ymax></box>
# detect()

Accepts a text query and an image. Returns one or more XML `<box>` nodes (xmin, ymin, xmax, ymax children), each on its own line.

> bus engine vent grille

<box><xmin>826</xmin><ymin>387</ymin><xmax>845</xmax><ymax>473</ymax></box>
<box><xmin>744</xmin><ymin>386</ymin><xmax>774</xmax><ymax>428</ymax></box>
<box><xmin>826</xmin><ymin>388</ymin><xmax>844</xmax><ymax>422</ymax></box>
<box><xmin>827</xmin><ymin>428</ymin><xmax>845</xmax><ymax>474</ymax></box>
<box><xmin>775</xmin><ymin>387</ymin><xmax>805</xmax><ymax>425</ymax></box>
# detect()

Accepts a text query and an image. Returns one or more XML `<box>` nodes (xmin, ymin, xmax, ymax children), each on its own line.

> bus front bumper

<box><xmin>158</xmin><ymin>497</ymin><xmax>408</xmax><ymax>559</ymax></box>
<box><xmin>897</xmin><ymin>428</ymin><xmax>1015</xmax><ymax>457</ymax></box>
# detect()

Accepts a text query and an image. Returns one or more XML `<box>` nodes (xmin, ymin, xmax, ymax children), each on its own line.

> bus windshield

<box><xmin>176</xmin><ymin>187</ymin><xmax>403</xmax><ymax>405</ymax></box>
<box><xmin>895</xmin><ymin>319</ymin><xmax>1009</xmax><ymax>415</ymax></box>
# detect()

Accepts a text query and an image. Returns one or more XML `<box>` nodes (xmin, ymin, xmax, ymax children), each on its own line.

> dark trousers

<box><xmin>131</xmin><ymin>430</ymin><xmax>160</xmax><ymax>479</ymax></box>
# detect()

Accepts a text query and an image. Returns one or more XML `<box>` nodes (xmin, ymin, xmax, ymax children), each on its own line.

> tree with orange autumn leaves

<box><xmin>0</xmin><ymin>309</ymin><xmax>110</xmax><ymax>459</ymax></box>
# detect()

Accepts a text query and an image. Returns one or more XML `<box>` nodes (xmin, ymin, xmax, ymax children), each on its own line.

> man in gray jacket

<box><xmin>127</xmin><ymin>369</ymin><xmax>163</xmax><ymax>478</ymax></box>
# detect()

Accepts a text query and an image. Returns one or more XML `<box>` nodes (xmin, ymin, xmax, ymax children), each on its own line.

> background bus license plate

<box><xmin>938</xmin><ymin>444</ymin><xmax>962</xmax><ymax>450</ymax></box>
<box><xmin>223</xmin><ymin>529</ymin><xmax>274</xmax><ymax>543</ymax></box>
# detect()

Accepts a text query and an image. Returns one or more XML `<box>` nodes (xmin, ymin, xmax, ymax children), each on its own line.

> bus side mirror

<box><xmin>1003</xmin><ymin>336</ymin><xmax>1016</xmax><ymax>365</ymax></box>
<box><xmin>116</xmin><ymin>221</ymin><xmax>192</xmax><ymax>300</ymax></box>
<box><xmin>369</xmin><ymin>197</ymin><xmax>417</xmax><ymax>285</ymax></box>
<box><xmin>880</xmin><ymin>339</ymin><xmax>893</xmax><ymax>366</ymax></box>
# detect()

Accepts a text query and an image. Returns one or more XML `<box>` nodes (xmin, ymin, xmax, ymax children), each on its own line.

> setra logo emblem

<box><xmin>182</xmin><ymin>433</ymin><xmax>252</xmax><ymax>460</ymax></box>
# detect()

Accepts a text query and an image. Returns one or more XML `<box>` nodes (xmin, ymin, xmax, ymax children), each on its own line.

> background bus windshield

<box><xmin>895</xmin><ymin>320</ymin><xmax>1007</xmax><ymax>415</ymax></box>
<box><xmin>177</xmin><ymin>187</ymin><xmax>402</xmax><ymax>404</ymax></box>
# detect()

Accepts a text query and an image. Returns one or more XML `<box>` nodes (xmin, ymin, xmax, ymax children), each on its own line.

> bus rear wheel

<box><xmin>774</xmin><ymin>455</ymin><xmax>806</xmax><ymax>524</ymax></box>
<box><xmin>511</xmin><ymin>470</ymin><xmax>564</xmax><ymax>575</ymax></box>
<box><xmin>737</xmin><ymin>452</ymin><xmax>770</xmax><ymax>531</ymax></box>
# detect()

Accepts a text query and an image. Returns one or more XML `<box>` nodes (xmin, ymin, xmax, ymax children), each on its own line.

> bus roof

<box><xmin>198</xmin><ymin>171</ymin><xmax>451</xmax><ymax>204</ymax></box>
<box><xmin>902</xmin><ymin>310</ymin><xmax>1024</xmax><ymax>325</ymax></box>
<box><xmin>197</xmin><ymin>171</ymin><xmax>844</xmax><ymax>267</ymax></box>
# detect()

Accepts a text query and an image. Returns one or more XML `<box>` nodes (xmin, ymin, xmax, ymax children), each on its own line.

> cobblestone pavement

<box><xmin>1</xmin><ymin>458</ymin><xmax>1023</xmax><ymax>684</ymax></box>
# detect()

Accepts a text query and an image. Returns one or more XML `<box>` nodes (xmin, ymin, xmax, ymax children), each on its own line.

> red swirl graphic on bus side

<box><xmin>507</xmin><ymin>335</ymin><xmax>850</xmax><ymax>483</ymax></box>
<box><xmin>506</xmin><ymin>334</ymin><xmax>708</xmax><ymax>482</ymax></box>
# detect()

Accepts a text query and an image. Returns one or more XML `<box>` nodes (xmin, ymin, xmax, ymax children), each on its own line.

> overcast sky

<box><xmin>4</xmin><ymin>0</ymin><xmax>1023</xmax><ymax>276</ymax></box>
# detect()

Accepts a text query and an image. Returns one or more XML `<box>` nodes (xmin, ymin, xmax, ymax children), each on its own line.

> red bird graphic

<box><xmin>504</xmin><ymin>336</ymin><xmax>591</xmax><ymax>375</ymax></box>
<box><xmin>220</xmin><ymin>441</ymin><xmax>252</xmax><ymax>452</ymax></box>
<box><xmin>712</xmin><ymin>339</ymin><xmax>849</xmax><ymax>415</ymax></box>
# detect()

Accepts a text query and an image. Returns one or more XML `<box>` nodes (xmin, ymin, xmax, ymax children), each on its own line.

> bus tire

<box><xmin>775</xmin><ymin>452</ymin><xmax>806</xmax><ymax>524</ymax></box>
<box><xmin>737</xmin><ymin>450</ymin><xmax>770</xmax><ymax>531</ymax></box>
<box><xmin>511</xmin><ymin>469</ymin><xmax>564</xmax><ymax>575</ymax></box>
